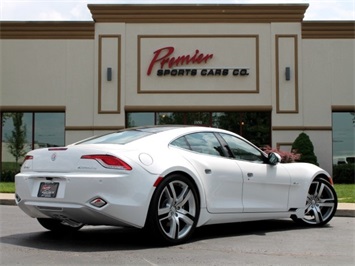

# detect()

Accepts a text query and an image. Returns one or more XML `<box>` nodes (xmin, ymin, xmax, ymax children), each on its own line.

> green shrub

<box><xmin>333</xmin><ymin>164</ymin><xmax>355</xmax><ymax>184</ymax></box>
<box><xmin>292</xmin><ymin>132</ymin><xmax>319</xmax><ymax>166</ymax></box>
<box><xmin>0</xmin><ymin>170</ymin><xmax>17</xmax><ymax>182</ymax></box>
<box><xmin>1</xmin><ymin>162</ymin><xmax>20</xmax><ymax>182</ymax></box>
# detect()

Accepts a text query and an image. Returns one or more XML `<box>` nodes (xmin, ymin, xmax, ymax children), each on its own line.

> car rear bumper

<box><xmin>15</xmin><ymin>171</ymin><xmax>157</xmax><ymax>228</ymax></box>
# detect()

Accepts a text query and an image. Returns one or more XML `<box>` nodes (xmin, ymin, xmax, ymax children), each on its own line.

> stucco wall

<box><xmin>1</xmin><ymin>5</ymin><xmax>354</xmax><ymax>174</ymax></box>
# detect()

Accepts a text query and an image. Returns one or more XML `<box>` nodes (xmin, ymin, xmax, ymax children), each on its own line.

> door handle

<box><xmin>205</xmin><ymin>169</ymin><xmax>212</xmax><ymax>174</ymax></box>
<box><xmin>247</xmin><ymin>173</ymin><xmax>253</xmax><ymax>177</ymax></box>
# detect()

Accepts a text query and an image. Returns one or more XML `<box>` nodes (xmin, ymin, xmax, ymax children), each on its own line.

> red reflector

<box><xmin>329</xmin><ymin>177</ymin><xmax>334</xmax><ymax>186</ymax></box>
<box><xmin>153</xmin><ymin>177</ymin><xmax>164</xmax><ymax>187</ymax></box>
<box><xmin>81</xmin><ymin>154</ymin><xmax>132</xmax><ymax>170</ymax></box>
<box><xmin>90</xmin><ymin>198</ymin><xmax>107</xmax><ymax>208</ymax></box>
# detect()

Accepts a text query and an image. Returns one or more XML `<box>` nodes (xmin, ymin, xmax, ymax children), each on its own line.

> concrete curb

<box><xmin>335</xmin><ymin>209</ymin><xmax>355</xmax><ymax>217</ymax></box>
<box><xmin>0</xmin><ymin>193</ymin><xmax>16</xmax><ymax>206</ymax></box>
<box><xmin>1</xmin><ymin>193</ymin><xmax>354</xmax><ymax>217</ymax></box>
<box><xmin>0</xmin><ymin>199</ymin><xmax>16</xmax><ymax>206</ymax></box>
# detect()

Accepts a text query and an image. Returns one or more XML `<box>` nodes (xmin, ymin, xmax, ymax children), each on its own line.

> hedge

<box><xmin>0</xmin><ymin>170</ymin><xmax>18</xmax><ymax>182</ymax></box>
<box><xmin>333</xmin><ymin>164</ymin><xmax>355</xmax><ymax>184</ymax></box>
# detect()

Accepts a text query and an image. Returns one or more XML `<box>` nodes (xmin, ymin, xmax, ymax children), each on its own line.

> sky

<box><xmin>0</xmin><ymin>0</ymin><xmax>354</xmax><ymax>21</ymax></box>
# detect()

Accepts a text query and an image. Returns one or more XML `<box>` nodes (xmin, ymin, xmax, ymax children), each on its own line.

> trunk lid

<box><xmin>22</xmin><ymin>145</ymin><xmax>130</xmax><ymax>172</ymax></box>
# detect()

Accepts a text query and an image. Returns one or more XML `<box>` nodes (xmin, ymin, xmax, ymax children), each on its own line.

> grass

<box><xmin>334</xmin><ymin>184</ymin><xmax>355</xmax><ymax>203</ymax></box>
<box><xmin>0</xmin><ymin>182</ymin><xmax>15</xmax><ymax>193</ymax></box>
<box><xmin>1</xmin><ymin>182</ymin><xmax>354</xmax><ymax>203</ymax></box>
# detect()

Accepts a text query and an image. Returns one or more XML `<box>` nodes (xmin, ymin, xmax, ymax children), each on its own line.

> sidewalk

<box><xmin>1</xmin><ymin>193</ymin><xmax>354</xmax><ymax>217</ymax></box>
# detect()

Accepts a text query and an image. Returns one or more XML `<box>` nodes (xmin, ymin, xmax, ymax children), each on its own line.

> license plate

<box><xmin>38</xmin><ymin>182</ymin><xmax>59</xmax><ymax>198</ymax></box>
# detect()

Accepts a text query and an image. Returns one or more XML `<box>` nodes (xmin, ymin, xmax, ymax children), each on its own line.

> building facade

<box><xmin>1</xmin><ymin>4</ymin><xmax>354</xmax><ymax>174</ymax></box>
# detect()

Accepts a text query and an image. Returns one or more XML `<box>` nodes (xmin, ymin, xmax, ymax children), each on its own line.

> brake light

<box><xmin>81</xmin><ymin>154</ymin><xmax>132</xmax><ymax>170</ymax></box>
<box><xmin>23</xmin><ymin>155</ymin><xmax>33</xmax><ymax>162</ymax></box>
<box><xmin>48</xmin><ymin>147</ymin><xmax>67</xmax><ymax>151</ymax></box>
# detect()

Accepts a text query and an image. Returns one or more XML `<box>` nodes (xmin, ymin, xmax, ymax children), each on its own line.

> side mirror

<box><xmin>268</xmin><ymin>152</ymin><xmax>281</xmax><ymax>165</ymax></box>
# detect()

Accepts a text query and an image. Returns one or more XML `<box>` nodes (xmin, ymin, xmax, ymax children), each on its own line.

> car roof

<box><xmin>124</xmin><ymin>125</ymin><xmax>230</xmax><ymax>135</ymax></box>
<box><xmin>122</xmin><ymin>125</ymin><xmax>189</xmax><ymax>133</ymax></box>
<box><xmin>123</xmin><ymin>125</ymin><xmax>237</xmax><ymax>144</ymax></box>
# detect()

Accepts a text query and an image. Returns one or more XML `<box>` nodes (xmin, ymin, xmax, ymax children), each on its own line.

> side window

<box><xmin>170</xmin><ymin>136</ymin><xmax>190</xmax><ymax>150</ymax></box>
<box><xmin>171</xmin><ymin>132</ymin><xmax>224</xmax><ymax>157</ymax></box>
<box><xmin>220</xmin><ymin>133</ymin><xmax>264</xmax><ymax>163</ymax></box>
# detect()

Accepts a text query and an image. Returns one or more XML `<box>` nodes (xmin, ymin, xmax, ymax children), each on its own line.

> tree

<box><xmin>1</xmin><ymin>112</ymin><xmax>12</xmax><ymax>126</ymax></box>
<box><xmin>292</xmin><ymin>132</ymin><xmax>319</xmax><ymax>166</ymax></box>
<box><xmin>6</xmin><ymin>113</ymin><xmax>27</xmax><ymax>165</ymax></box>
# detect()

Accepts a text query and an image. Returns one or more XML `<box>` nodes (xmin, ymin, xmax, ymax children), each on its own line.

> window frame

<box><xmin>1</xmin><ymin>111</ymin><xmax>65</xmax><ymax>169</ymax></box>
<box><xmin>219</xmin><ymin>133</ymin><xmax>266</xmax><ymax>163</ymax></box>
<box><xmin>170</xmin><ymin>132</ymin><xmax>228</xmax><ymax>158</ymax></box>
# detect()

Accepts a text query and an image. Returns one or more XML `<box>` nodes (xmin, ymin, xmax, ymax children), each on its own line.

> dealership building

<box><xmin>1</xmin><ymin>4</ymin><xmax>354</xmax><ymax>174</ymax></box>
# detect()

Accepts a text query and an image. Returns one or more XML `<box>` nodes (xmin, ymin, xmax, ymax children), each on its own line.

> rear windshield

<box><xmin>76</xmin><ymin>126</ymin><xmax>178</xmax><ymax>145</ymax></box>
<box><xmin>76</xmin><ymin>130</ymin><xmax>152</xmax><ymax>145</ymax></box>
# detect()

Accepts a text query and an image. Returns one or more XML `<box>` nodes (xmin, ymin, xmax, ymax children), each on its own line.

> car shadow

<box><xmin>193</xmin><ymin>219</ymin><xmax>313</xmax><ymax>241</ymax></box>
<box><xmin>0</xmin><ymin>219</ymin><xmax>319</xmax><ymax>251</ymax></box>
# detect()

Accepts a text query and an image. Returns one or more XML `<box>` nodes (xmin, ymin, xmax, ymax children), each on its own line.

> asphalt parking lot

<box><xmin>1</xmin><ymin>205</ymin><xmax>354</xmax><ymax>265</ymax></box>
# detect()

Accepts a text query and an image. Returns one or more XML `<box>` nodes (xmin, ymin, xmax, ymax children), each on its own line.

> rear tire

<box><xmin>146</xmin><ymin>174</ymin><xmax>200</xmax><ymax>245</ymax></box>
<box><xmin>37</xmin><ymin>218</ymin><xmax>84</xmax><ymax>232</ymax></box>
<box><xmin>292</xmin><ymin>178</ymin><xmax>337</xmax><ymax>226</ymax></box>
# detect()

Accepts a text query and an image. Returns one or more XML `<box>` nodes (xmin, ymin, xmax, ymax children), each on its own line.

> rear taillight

<box><xmin>21</xmin><ymin>155</ymin><xmax>34</xmax><ymax>171</ymax></box>
<box><xmin>23</xmin><ymin>155</ymin><xmax>33</xmax><ymax>162</ymax></box>
<box><xmin>81</xmin><ymin>154</ymin><xmax>132</xmax><ymax>170</ymax></box>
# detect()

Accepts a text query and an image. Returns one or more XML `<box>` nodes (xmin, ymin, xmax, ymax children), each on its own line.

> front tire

<box><xmin>146</xmin><ymin>174</ymin><xmax>200</xmax><ymax>245</ymax></box>
<box><xmin>37</xmin><ymin>218</ymin><xmax>84</xmax><ymax>233</ymax></box>
<box><xmin>293</xmin><ymin>178</ymin><xmax>337</xmax><ymax>226</ymax></box>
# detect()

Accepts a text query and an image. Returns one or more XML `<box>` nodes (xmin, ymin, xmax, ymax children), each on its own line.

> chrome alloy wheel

<box><xmin>146</xmin><ymin>174</ymin><xmax>200</xmax><ymax>245</ymax></box>
<box><xmin>157</xmin><ymin>180</ymin><xmax>197</xmax><ymax>240</ymax></box>
<box><xmin>301</xmin><ymin>178</ymin><xmax>337</xmax><ymax>226</ymax></box>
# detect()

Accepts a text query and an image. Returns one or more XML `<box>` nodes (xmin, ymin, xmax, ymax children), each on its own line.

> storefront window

<box><xmin>126</xmin><ymin>111</ymin><xmax>271</xmax><ymax>147</ymax></box>
<box><xmin>34</xmin><ymin>113</ymin><xmax>65</xmax><ymax>148</ymax></box>
<box><xmin>156</xmin><ymin>112</ymin><xmax>185</xmax><ymax>125</ymax></box>
<box><xmin>332</xmin><ymin>112</ymin><xmax>355</xmax><ymax>165</ymax></box>
<box><xmin>126</xmin><ymin>112</ymin><xmax>155</xmax><ymax>127</ymax></box>
<box><xmin>213</xmin><ymin>112</ymin><xmax>271</xmax><ymax>146</ymax></box>
<box><xmin>1</xmin><ymin>112</ymin><xmax>65</xmax><ymax>173</ymax></box>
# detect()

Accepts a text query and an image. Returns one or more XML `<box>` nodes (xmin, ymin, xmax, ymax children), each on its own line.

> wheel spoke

<box><xmin>178</xmin><ymin>210</ymin><xmax>195</xmax><ymax>226</ymax></box>
<box><xmin>319</xmin><ymin>195</ymin><xmax>335</xmax><ymax>203</ymax></box>
<box><xmin>316</xmin><ymin>183</ymin><xmax>325</xmax><ymax>197</ymax></box>
<box><xmin>305</xmin><ymin>204</ymin><xmax>313</xmax><ymax>215</ymax></box>
<box><xmin>312</xmin><ymin>205</ymin><xmax>323</xmax><ymax>223</ymax></box>
<box><xmin>318</xmin><ymin>202</ymin><xmax>335</xmax><ymax>208</ymax></box>
<box><xmin>158</xmin><ymin>206</ymin><xmax>171</xmax><ymax>218</ymax></box>
<box><xmin>160</xmin><ymin>186</ymin><xmax>174</xmax><ymax>207</ymax></box>
<box><xmin>167</xmin><ymin>183</ymin><xmax>177</xmax><ymax>203</ymax></box>
<box><xmin>177</xmin><ymin>189</ymin><xmax>192</xmax><ymax>208</ymax></box>
<box><xmin>169</xmin><ymin>216</ymin><xmax>179</xmax><ymax>239</ymax></box>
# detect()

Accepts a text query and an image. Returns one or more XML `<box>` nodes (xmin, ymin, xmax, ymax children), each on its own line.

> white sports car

<box><xmin>15</xmin><ymin>126</ymin><xmax>338</xmax><ymax>245</ymax></box>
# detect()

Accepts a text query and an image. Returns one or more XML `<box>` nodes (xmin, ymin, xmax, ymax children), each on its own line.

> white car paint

<box><xmin>15</xmin><ymin>126</ymin><xmax>336</xmax><ymax>244</ymax></box>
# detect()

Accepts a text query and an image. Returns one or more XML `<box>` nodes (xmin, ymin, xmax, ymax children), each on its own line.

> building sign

<box><xmin>138</xmin><ymin>36</ymin><xmax>259</xmax><ymax>93</ymax></box>
<box><xmin>147</xmin><ymin>46</ymin><xmax>250</xmax><ymax>77</ymax></box>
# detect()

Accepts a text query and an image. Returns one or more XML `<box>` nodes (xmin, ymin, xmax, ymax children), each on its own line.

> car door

<box><xmin>170</xmin><ymin>132</ymin><xmax>244</xmax><ymax>213</ymax></box>
<box><xmin>220</xmin><ymin>133</ymin><xmax>291</xmax><ymax>212</ymax></box>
